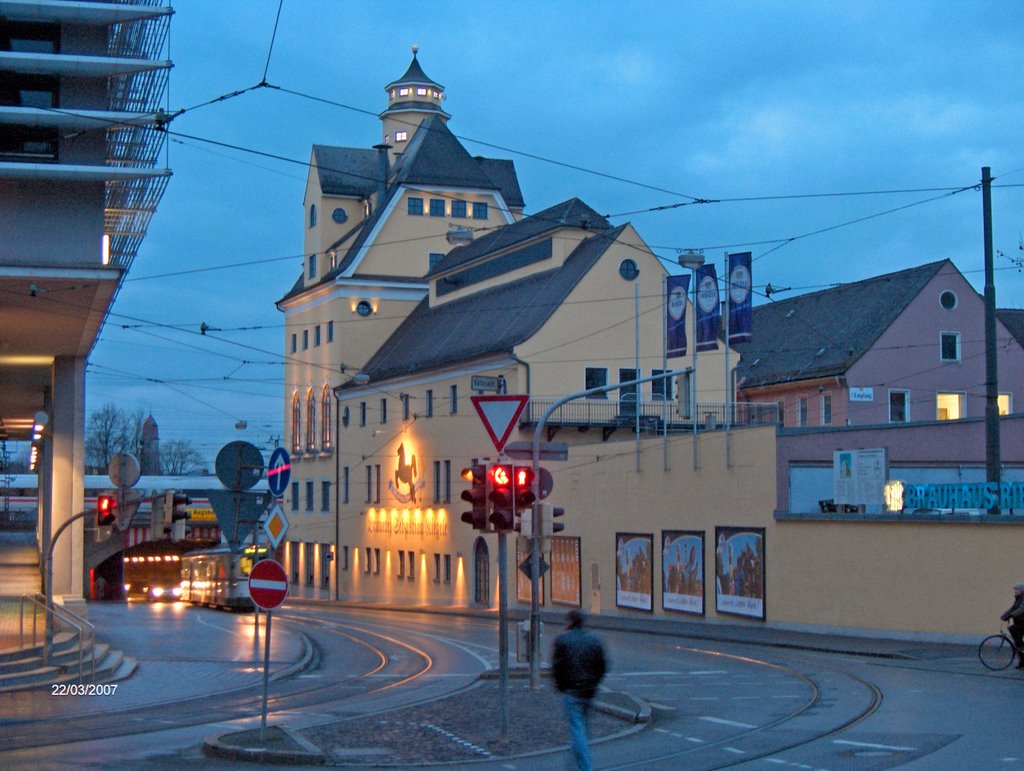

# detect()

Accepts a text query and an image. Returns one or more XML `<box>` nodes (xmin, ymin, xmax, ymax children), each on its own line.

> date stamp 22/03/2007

<box><xmin>51</xmin><ymin>683</ymin><xmax>118</xmax><ymax>696</ymax></box>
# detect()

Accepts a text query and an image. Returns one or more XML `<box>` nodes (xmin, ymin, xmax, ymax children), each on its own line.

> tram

<box><xmin>122</xmin><ymin>539</ymin><xmax>216</xmax><ymax>601</ymax></box>
<box><xmin>179</xmin><ymin>544</ymin><xmax>268</xmax><ymax>611</ymax></box>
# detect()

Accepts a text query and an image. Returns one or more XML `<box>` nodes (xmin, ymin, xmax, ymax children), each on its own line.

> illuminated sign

<box><xmin>387</xmin><ymin>442</ymin><xmax>424</xmax><ymax>504</ymax></box>
<box><xmin>366</xmin><ymin>508</ymin><xmax>448</xmax><ymax>538</ymax></box>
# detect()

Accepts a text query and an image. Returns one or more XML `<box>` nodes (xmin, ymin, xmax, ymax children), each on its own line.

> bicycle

<box><xmin>978</xmin><ymin>627</ymin><xmax>1020</xmax><ymax>670</ymax></box>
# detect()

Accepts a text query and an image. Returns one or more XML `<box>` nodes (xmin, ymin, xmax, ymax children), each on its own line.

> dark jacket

<box><xmin>552</xmin><ymin>628</ymin><xmax>607</xmax><ymax>699</ymax></box>
<box><xmin>1001</xmin><ymin>593</ymin><xmax>1024</xmax><ymax>625</ymax></box>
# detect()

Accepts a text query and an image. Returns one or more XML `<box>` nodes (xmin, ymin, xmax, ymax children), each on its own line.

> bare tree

<box><xmin>85</xmin><ymin>404</ymin><xmax>147</xmax><ymax>472</ymax></box>
<box><xmin>161</xmin><ymin>440</ymin><xmax>205</xmax><ymax>476</ymax></box>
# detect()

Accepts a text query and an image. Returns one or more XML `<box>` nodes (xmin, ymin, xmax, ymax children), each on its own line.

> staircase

<box><xmin>0</xmin><ymin>628</ymin><xmax>137</xmax><ymax>692</ymax></box>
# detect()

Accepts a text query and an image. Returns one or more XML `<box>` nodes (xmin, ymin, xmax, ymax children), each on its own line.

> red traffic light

<box><xmin>97</xmin><ymin>495</ymin><xmax>117</xmax><ymax>527</ymax></box>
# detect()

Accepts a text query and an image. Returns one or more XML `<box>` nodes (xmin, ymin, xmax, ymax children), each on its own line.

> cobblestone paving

<box><xmin>300</xmin><ymin>679</ymin><xmax>632</xmax><ymax>765</ymax></box>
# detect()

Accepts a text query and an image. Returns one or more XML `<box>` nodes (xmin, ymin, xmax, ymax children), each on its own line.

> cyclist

<box><xmin>1000</xmin><ymin>582</ymin><xmax>1024</xmax><ymax>668</ymax></box>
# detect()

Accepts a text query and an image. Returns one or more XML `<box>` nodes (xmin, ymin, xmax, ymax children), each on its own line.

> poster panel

<box><xmin>550</xmin><ymin>536</ymin><xmax>582</xmax><ymax>607</ymax></box>
<box><xmin>515</xmin><ymin>537</ymin><xmax>543</xmax><ymax>606</ymax></box>
<box><xmin>714</xmin><ymin>526</ymin><xmax>765</xmax><ymax>620</ymax></box>
<box><xmin>661</xmin><ymin>530</ymin><xmax>704</xmax><ymax>615</ymax></box>
<box><xmin>615</xmin><ymin>532</ymin><xmax>653</xmax><ymax>611</ymax></box>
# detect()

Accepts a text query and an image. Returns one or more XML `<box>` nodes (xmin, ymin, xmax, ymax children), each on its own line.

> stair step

<box><xmin>0</xmin><ymin>631</ymin><xmax>77</xmax><ymax>662</ymax></box>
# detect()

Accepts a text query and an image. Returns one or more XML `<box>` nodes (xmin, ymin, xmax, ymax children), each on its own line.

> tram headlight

<box><xmin>171</xmin><ymin>587</ymin><xmax>182</xmax><ymax>598</ymax></box>
<box><xmin>151</xmin><ymin>586</ymin><xmax>164</xmax><ymax>598</ymax></box>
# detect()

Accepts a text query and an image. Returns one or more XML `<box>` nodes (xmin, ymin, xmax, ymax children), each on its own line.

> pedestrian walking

<box><xmin>552</xmin><ymin>609</ymin><xmax>607</xmax><ymax>771</ymax></box>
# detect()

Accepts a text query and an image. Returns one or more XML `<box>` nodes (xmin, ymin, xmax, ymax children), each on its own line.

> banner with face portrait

<box><xmin>714</xmin><ymin>526</ymin><xmax>765</xmax><ymax>619</ymax></box>
<box><xmin>662</xmin><ymin>530</ymin><xmax>704</xmax><ymax>615</ymax></box>
<box><xmin>615</xmin><ymin>533</ymin><xmax>653</xmax><ymax>611</ymax></box>
<box><xmin>727</xmin><ymin>251</ymin><xmax>752</xmax><ymax>344</ymax></box>
<box><xmin>695</xmin><ymin>264</ymin><xmax>721</xmax><ymax>352</ymax></box>
<box><xmin>666</xmin><ymin>274</ymin><xmax>690</xmax><ymax>359</ymax></box>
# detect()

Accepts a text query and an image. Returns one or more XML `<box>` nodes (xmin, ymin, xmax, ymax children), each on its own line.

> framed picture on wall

<box><xmin>615</xmin><ymin>532</ymin><xmax>653</xmax><ymax>611</ymax></box>
<box><xmin>550</xmin><ymin>536</ymin><xmax>582</xmax><ymax>607</ymax></box>
<box><xmin>662</xmin><ymin>530</ymin><xmax>704</xmax><ymax>615</ymax></box>
<box><xmin>714</xmin><ymin>526</ymin><xmax>765</xmax><ymax>620</ymax></box>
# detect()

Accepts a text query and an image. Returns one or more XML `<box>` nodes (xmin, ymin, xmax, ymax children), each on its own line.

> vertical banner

<box><xmin>662</xmin><ymin>530</ymin><xmax>704</xmax><ymax>615</ymax></box>
<box><xmin>714</xmin><ymin>526</ymin><xmax>765</xmax><ymax>619</ymax></box>
<box><xmin>695</xmin><ymin>264</ymin><xmax>721</xmax><ymax>352</ymax></box>
<box><xmin>550</xmin><ymin>535</ymin><xmax>582</xmax><ymax>607</ymax></box>
<box><xmin>615</xmin><ymin>533</ymin><xmax>653</xmax><ymax>611</ymax></box>
<box><xmin>666</xmin><ymin>274</ymin><xmax>690</xmax><ymax>358</ymax></box>
<box><xmin>727</xmin><ymin>251</ymin><xmax>753</xmax><ymax>344</ymax></box>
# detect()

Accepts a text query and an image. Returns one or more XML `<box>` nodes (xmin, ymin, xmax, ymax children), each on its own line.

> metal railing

<box><xmin>19</xmin><ymin>594</ymin><xmax>96</xmax><ymax>684</ymax></box>
<box><xmin>524</xmin><ymin>398</ymin><xmax>779</xmax><ymax>431</ymax></box>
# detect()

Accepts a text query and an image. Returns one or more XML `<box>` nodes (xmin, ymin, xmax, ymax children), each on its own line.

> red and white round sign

<box><xmin>248</xmin><ymin>559</ymin><xmax>288</xmax><ymax>610</ymax></box>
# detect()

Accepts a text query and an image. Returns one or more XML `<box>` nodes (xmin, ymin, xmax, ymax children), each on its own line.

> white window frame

<box><xmin>889</xmin><ymin>389</ymin><xmax>910</xmax><ymax>423</ymax></box>
<box><xmin>936</xmin><ymin>391</ymin><xmax>965</xmax><ymax>421</ymax></box>
<box><xmin>939</xmin><ymin>331</ymin><xmax>961</xmax><ymax>362</ymax></box>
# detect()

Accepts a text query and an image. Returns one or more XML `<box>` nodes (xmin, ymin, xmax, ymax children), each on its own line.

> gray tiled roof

<box><xmin>385</xmin><ymin>53</ymin><xmax>442</xmax><ymax>91</ymax></box>
<box><xmin>348</xmin><ymin>224</ymin><xmax>628</xmax><ymax>384</ymax></box>
<box><xmin>474</xmin><ymin>157</ymin><xmax>525</xmax><ymax>209</ymax></box>
<box><xmin>734</xmin><ymin>260</ymin><xmax>948</xmax><ymax>389</ymax></box>
<box><xmin>392</xmin><ymin>114</ymin><xmax>498</xmax><ymax>190</ymax></box>
<box><xmin>997</xmin><ymin>308</ymin><xmax>1024</xmax><ymax>348</ymax></box>
<box><xmin>312</xmin><ymin>145</ymin><xmax>377</xmax><ymax>197</ymax></box>
<box><xmin>428</xmin><ymin>198</ymin><xmax>611</xmax><ymax>277</ymax></box>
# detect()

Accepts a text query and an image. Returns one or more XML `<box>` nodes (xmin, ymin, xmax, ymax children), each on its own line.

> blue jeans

<box><xmin>563</xmin><ymin>693</ymin><xmax>593</xmax><ymax>771</ymax></box>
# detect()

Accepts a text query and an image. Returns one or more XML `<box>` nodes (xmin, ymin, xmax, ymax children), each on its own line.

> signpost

<box><xmin>249</xmin><ymin>559</ymin><xmax>288</xmax><ymax>740</ymax></box>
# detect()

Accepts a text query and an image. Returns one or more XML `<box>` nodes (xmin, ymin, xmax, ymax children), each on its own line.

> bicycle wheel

<box><xmin>979</xmin><ymin>634</ymin><xmax>1016</xmax><ymax>670</ymax></box>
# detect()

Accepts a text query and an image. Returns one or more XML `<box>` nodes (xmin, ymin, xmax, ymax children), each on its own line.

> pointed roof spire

<box><xmin>385</xmin><ymin>44</ymin><xmax>444</xmax><ymax>92</ymax></box>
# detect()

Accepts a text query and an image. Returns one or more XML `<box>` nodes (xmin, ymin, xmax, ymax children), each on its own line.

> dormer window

<box><xmin>395</xmin><ymin>130</ymin><xmax>408</xmax><ymax>142</ymax></box>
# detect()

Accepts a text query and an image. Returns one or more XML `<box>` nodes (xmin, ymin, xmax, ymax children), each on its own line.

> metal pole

<box><xmin>259</xmin><ymin>609</ymin><xmax>273</xmax><ymax>742</ymax></box>
<box><xmin>635</xmin><ymin>284</ymin><xmax>641</xmax><ymax>472</ymax></box>
<box><xmin>662</xmin><ymin>275</ymin><xmax>669</xmax><ymax>472</ymax></box>
<box><xmin>692</xmin><ymin>270</ymin><xmax>700</xmax><ymax>470</ymax></box>
<box><xmin>497</xmin><ymin>529</ymin><xmax>509</xmax><ymax>744</ymax></box>
<box><xmin>724</xmin><ymin>252</ymin><xmax>732</xmax><ymax>469</ymax></box>
<box><xmin>44</xmin><ymin>509</ymin><xmax>91</xmax><ymax>666</ymax></box>
<box><xmin>528</xmin><ymin>368</ymin><xmax>692</xmax><ymax>688</ymax></box>
<box><xmin>982</xmin><ymin>166</ymin><xmax>1002</xmax><ymax>513</ymax></box>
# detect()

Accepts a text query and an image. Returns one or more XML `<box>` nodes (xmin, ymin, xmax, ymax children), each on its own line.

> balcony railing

<box><xmin>523</xmin><ymin>398</ymin><xmax>779</xmax><ymax>436</ymax></box>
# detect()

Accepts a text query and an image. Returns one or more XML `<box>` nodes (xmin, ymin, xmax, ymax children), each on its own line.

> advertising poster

<box><xmin>666</xmin><ymin>274</ymin><xmax>690</xmax><ymax>358</ymax></box>
<box><xmin>550</xmin><ymin>536</ymin><xmax>582</xmax><ymax>607</ymax></box>
<box><xmin>615</xmin><ymin>533</ymin><xmax>653</xmax><ymax>611</ymax></box>
<box><xmin>661</xmin><ymin>530</ymin><xmax>704</xmax><ymax>615</ymax></box>
<box><xmin>714</xmin><ymin>526</ymin><xmax>765</xmax><ymax>619</ymax></box>
<box><xmin>515</xmin><ymin>537</ymin><xmax>543</xmax><ymax>606</ymax></box>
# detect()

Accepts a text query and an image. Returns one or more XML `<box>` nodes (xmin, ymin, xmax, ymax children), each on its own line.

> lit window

<box><xmin>429</xmin><ymin>199</ymin><xmax>445</xmax><ymax>217</ymax></box>
<box><xmin>395</xmin><ymin>130</ymin><xmax>408</xmax><ymax>141</ymax></box>
<box><xmin>937</xmin><ymin>392</ymin><xmax>965</xmax><ymax>421</ymax></box>
<box><xmin>416</xmin><ymin>87</ymin><xmax>427</xmax><ymax>96</ymax></box>
<box><xmin>451</xmin><ymin>200</ymin><xmax>467</xmax><ymax>218</ymax></box>
<box><xmin>472</xmin><ymin>201</ymin><xmax>488</xmax><ymax>220</ymax></box>
<box><xmin>940</xmin><ymin>332</ymin><xmax>960</xmax><ymax>362</ymax></box>
<box><xmin>999</xmin><ymin>393</ymin><xmax>1012</xmax><ymax>415</ymax></box>
<box><xmin>889</xmin><ymin>390</ymin><xmax>909</xmax><ymax>423</ymax></box>
<box><xmin>407</xmin><ymin>197</ymin><xmax>424</xmax><ymax>216</ymax></box>
<box><xmin>399</xmin><ymin>87</ymin><xmax>410</xmax><ymax>96</ymax></box>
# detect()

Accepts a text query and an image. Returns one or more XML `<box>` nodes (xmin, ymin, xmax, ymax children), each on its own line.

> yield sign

<box><xmin>248</xmin><ymin>558</ymin><xmax>288</xmax><ymax>610</ymax></box>
<box><xmin>471</xmin><ymin>395</ymin><xmax>529</xmax><ymax>453</ymax></box>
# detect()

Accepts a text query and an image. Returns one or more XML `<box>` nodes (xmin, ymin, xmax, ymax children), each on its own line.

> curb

<box><xmin>203</xmin><ymin>725</ymin><xmax>326</xmax><ymax>765</ymax></box>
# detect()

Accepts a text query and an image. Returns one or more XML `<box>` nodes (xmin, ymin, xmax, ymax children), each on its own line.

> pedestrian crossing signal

<box><xmin>97</xmin><ymin>495</ymin><xmax>117</xmax><ymax>527</ymax></box>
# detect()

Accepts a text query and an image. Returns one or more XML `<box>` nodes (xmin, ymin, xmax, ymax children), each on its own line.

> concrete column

<box><xmin>48</xmin><ymin>355</ymin><xmax>86</xmax><ymax>597</ymax></box>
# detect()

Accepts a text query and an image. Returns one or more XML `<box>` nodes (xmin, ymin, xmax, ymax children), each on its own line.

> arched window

<box><xmin>306</xmin><ymin>388</ymin><xmax>316</xmax><ymax>451</ymax></box>
<box><xmin>309</xmin><ymin>204</ymin><xmax>317</xmax><ymax>228</ymax></box>
<box><xmin>291</xmin><ymin>391</ymin><xmax>301</xmax><ymax>453</ymax></box>
<box><xmin>321</xmin><ymin>384</ymin><xmax>332</xmax><ymax>449</ymax></box>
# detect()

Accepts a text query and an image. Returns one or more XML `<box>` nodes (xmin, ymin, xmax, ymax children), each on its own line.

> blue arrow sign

<box><xmin>267</xmin><ymin>447</ymin><xmax>291</xmax><ymax>497</ymax></box>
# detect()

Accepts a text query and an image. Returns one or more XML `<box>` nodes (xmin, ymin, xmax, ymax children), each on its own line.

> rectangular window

<box><xmin>302</xmin><ymin>330</ymin><xmax>309</xmax><ymax>350</ymax></box>
<box><xmin>305</xmin><ymin>543</ymin><xmax>315</xmax><ymax>585</ymax></box>
<box><xmin>798</xmin><ymin>397</ymin><xmax>808</xmax><ymax>427</ymax></box>
<box><xmin>444</xmin><ymin>460</ymin><xmax>452</xmax><ymax>503</ymax></box>
<box><xmin>321</xmin><ymin>480</ymin><xmax>331</xmax><ymax>512</ymax></box>
<box><xmin>365</xmin><ymin>465</ymin><xmax>372</xmax><ymax>503</ymax></box>
<box><xmin>999</xmin><ymin>393</ymin><xmax>1012</xmax><ymax>415</ymax></box>
<box><xmin>937</xmin><ymin>391</ymin><xmax>965</xmax><ymax>421</ymax></box>
<box><xmin>889</xmin><ymin>390</ymin><xmax>909</xmax><ymax>423</ymax></box>
<box><xmin>585</xmin><ymin>367</ymin><xmax>608</xmax><ymax>399</ymax></box>
<box><xmin>429</xmin><ymin>252</ymin><xmax>445</xmax><ymax>270</ymax></box>
<box><xmin>401</xmin><ymin>393</ymin><xmax>410</xmax><ymax>420</ymax></box>
<box><xmin>308</xmin><ymin>254</ymin><xmax>316</xmax><ymax>278</ymax></box>
<box><xmin>449</xmin><ymin>384</ymin><xmax>458</xmax><ymax>414</ymax></box>
<box><xmin>343</xmin><ymin>466</ymin><xmax>350</xmax><ymax>504</ymax></box>
<box><xmin>821</xmin><ymin>393</ymin><xmax>832</xmax><ymax>425</ymax></box>
<box><xmin>940</xmin><ymin>331</ymin><xmax>961</xmax><ymax>362</ymax></box>
<box><xmin>314</xmin><ymin>325</ymin><xmax>321</xmax><ymax>346</ymax></box>
<box><xmin>618</xmin><ymin>368</ymin><xmax>638</xmax><ymax>411</ymax></box>
<box><xmin>321</xmin><ymin>546</ymin><xmax>331</xmax><ymax>588</ymax></box>
<box><xmin>425</xmin><ymin>389</ymin><xmax>434</xmax><ymax>417</ymax></box>
<box><xmin>364</xmin><ymin>547</ymin><xmax>371</xmax><ymax>574</ymax></box>
<box><xmin>374</xmin><ymin>548</ymin><xmax>381</xmax><ymax>575</ymax></box>
<box><xmin>380</xmin><ymin>397</ymin><xmax>387</xmax><ymax>424</ymax></box>
<box><xmin>434</xmin><ymin>553</ymin><xmax>441</xmax><ymax>582</ymax></box>
<box><xmin>444</xmin><ymin>554</ymin><xmax>452</xmax><ymax>583</ymax></box>
<box><xmin>451</xmin><ymin>200</ymin><xmax>467</xmax><ymax>218</ymax></box>
<box><xmin>327</xmin><ymin>320</ymin><xmax>334</xmax><ymax>343</ymax></box>
<box><xmin>407</xmin><ymin>196</ymin><xmax>424</xmax><ymax>215</ymax></box>
<box><xmin>651</xmin><ymin>369</ymin><xmax>673</xmax><ymax>401</ymax></box>
<box><xmin>290</xmin><ymin>481</ymin><xmax>299</xmax><ymax>512</ymax></box>
<box><xmin>472</xmin><ymin>201</ymin><xmax>488</xmax><ymax>220</ymax></box>
<box><xmin>429</xmin><ymin>199</ymin><xmax>445</xmax><ymax>217</ymax></box>
<box><xmin>342</xmin><ymin>545</ymin><xmax>349</xmax><ymax>571</ymax></box>
<box><xmin>359</xmin><ymin>402</ymin><xmax>367</xmax><ymax>426</ymax></box>
<box><xmin>305</xmin><ymin>480</ymin><xmax>314</xmax><ymax>511</ymax></box>
<box><xmin>433</xmin><ymin>460</ymin><xmax>442</xmax><ymax>504</ymax></box>
<box><xmin>398</xmin><ymin>550</ymin><xmax>405</xmax><ymax>578</ymax></box>
<box><xmin>777</xmin><ymin>400</ymin><xmax>786</xmax><ymax>426</ymax></box>
<box><xmin>395</xmin><ymin>130</ymin><xmax>408</xmax><ymax>141</ymax></box>
<box><xmin>290</xmin><ymin>334</ymin><xmax>297</xmax><ymax>353</ymax></box>
<box><xmin>374</xmin><ymin>464</ymin><xmax>381</xmax><ymax>503</ymax></box>
<box><xmin>407</xmin><ymin>551</ymin><xmax>415</xmax><ymax>580</ymax></box>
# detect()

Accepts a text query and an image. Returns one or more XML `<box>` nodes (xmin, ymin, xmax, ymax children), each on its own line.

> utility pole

<box><xmin>982</xmin><ymin>166</ymin><xmax>1001</xmax><ymax>513</ymax></box>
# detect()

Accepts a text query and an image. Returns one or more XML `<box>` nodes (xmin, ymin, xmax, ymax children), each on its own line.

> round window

<box><xmin>356</xmin><ymin>300</ymin><xmax>373</xmax><ymax>317</ymax></box>
<box><xmin>939</xmin><ymin>290</ymin><xmax>957</xmax><ymax>310</ymax></box>
<box><xmin>619</xmin><ymin>258</ymin><xmax>639</xmax><ymax>281</ymax></box>
<box><xmin>331</xmin><ymin>207</ymin><xmax>348</xmax><ymax>224</ymax></box>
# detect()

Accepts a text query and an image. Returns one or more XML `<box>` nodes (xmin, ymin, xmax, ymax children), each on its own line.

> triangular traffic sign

<box><xmin>471</xmin><ymin>395</ymin><xmax>529</xmax><ymax>453</ymax></box>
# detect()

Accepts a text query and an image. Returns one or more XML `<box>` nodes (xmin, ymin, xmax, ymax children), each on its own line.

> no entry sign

<box><xmin>248</xmin><ymin>559</ymin><xmax>288</xmax><ymax>610</ymax></box>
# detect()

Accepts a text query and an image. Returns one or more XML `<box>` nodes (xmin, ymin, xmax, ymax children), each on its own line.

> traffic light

<box><xmin>96</xmin><ymin>494</ymin><xmax>117</xmax><ymax>527</ymax></box>
<box><xmin>541</xmin><ymin>502</ymin><xmax>565</xmax><ymax>534</ymax></box>
<box><xmin>171</xmin><ymin>493</ymin><xmax>191</xmax><ymax>521</ymax></box>
<box><xmin>460</xmin><ymin>464</ymin><xmax>489</xmax><ymax>529</ymax></box>
<box><xmin>512</xmin><ymin>466</ymin><xmax>535</xmax><ymax>510</ymax></box>
<box><xmin>488</xmin><ymin>464</ymin><xmax>515</xmax><ymax>530</ymax></box>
